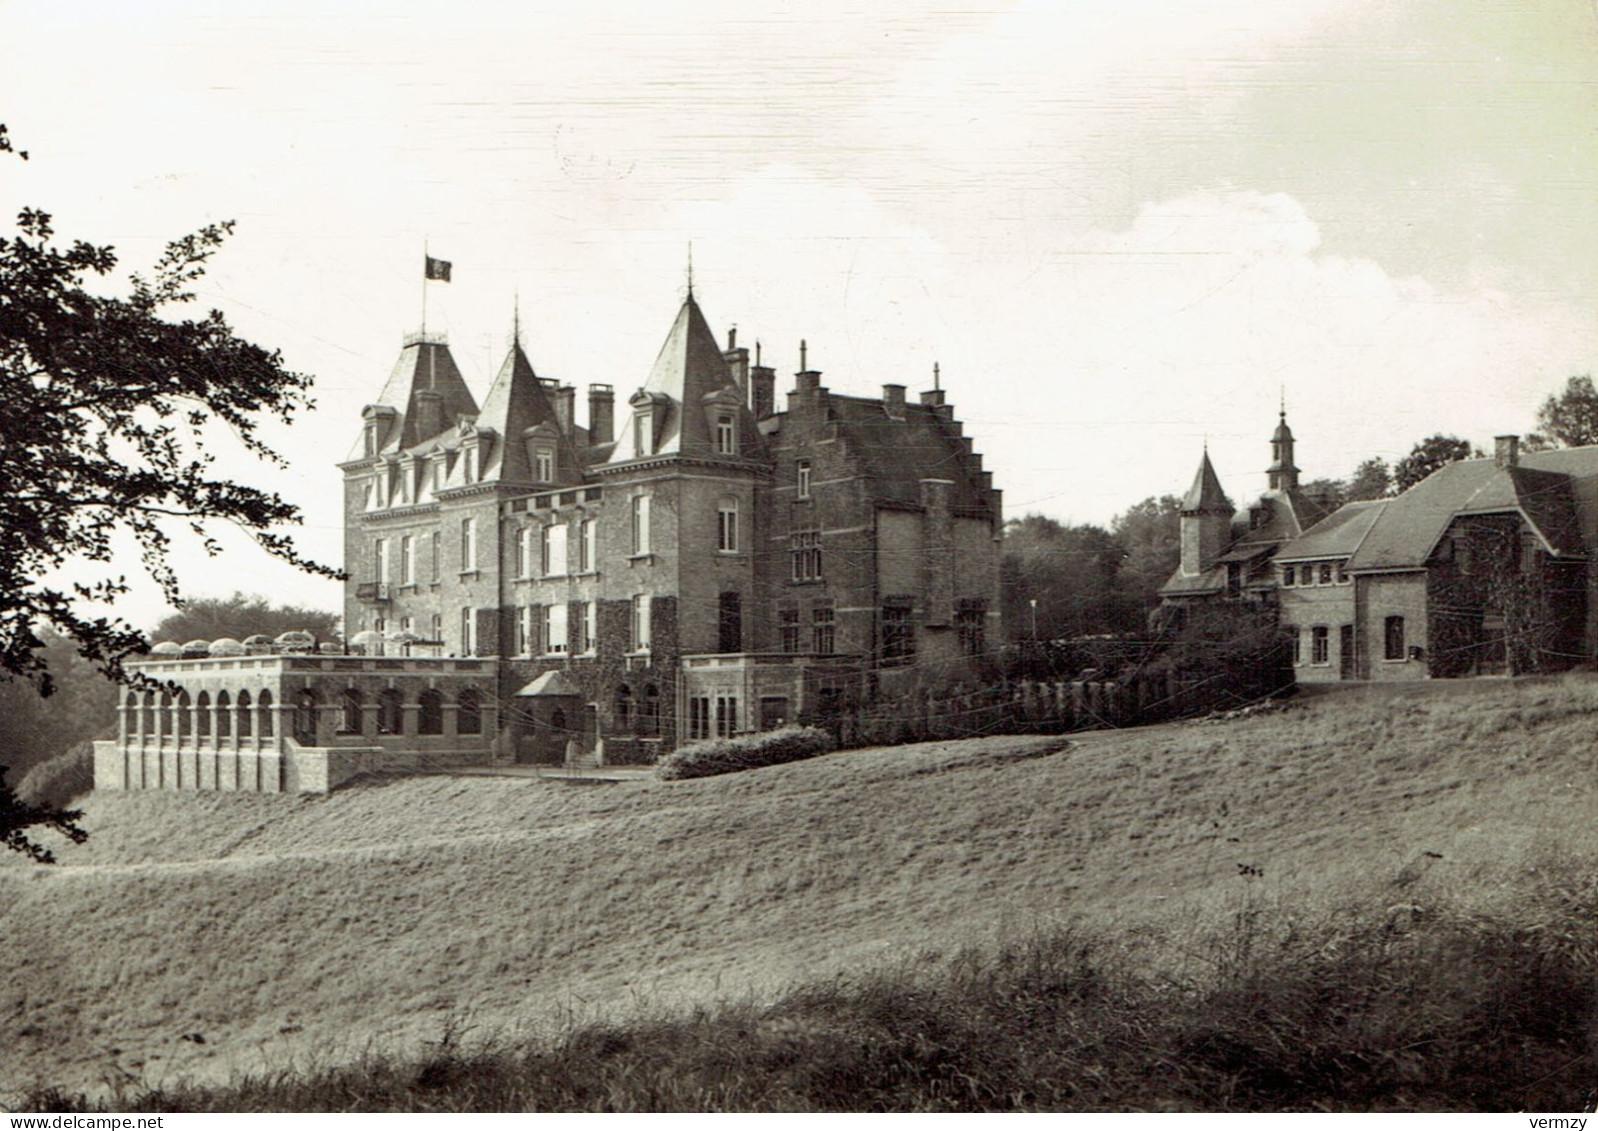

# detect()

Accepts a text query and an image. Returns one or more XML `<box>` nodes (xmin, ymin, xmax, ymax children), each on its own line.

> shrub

<box><xmin>655</xmin><ymin>725</ymin><xmax>835</xmax><ymax>781</ymax></box>
<box><xmin>15</xmin><ymin>740</ymin><xmax>96</xmax><ymax>810</ymax></box>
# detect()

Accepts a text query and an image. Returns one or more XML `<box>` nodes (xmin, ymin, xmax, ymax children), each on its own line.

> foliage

<box><xmin>150</xmin><ymin>592</ymin><xmax>338</xmax><ymax>647</ymax></box>
<box><xmin>0</xmin><ymin>125</ymin><xmax>336</xmax><ymax>860</ymax></box>
<box><xmin>1109</xmin><ymin>495</ymin><xmax>1181</xmax><ymax>620</ymax></box>
<box><xmin>1534</xmin><ymin>374</ymin><xmax>1598</xmax><ymax>448</ymax></box>
<box><xmin>1001</xmin><ymin>515</ymin><xmax>1134</xmax><ymax>642</ymax></box>
<box><xmin>31</xmin><ymin>865</ymin><xmax>1596</xmax><ymax>1112</ymax></box>
<box><xmin>1343</xmin><ymin>456</ymin><xmax>1393</xmax><ymax>501</ymax></box>
<box><xmin>1393</xmin><ymin>435</ymin><xmax>1478</xmax><ymax>493</ymax></box>
<box><xmin>655</xmin><ymin>725</ymin><xmax>836</xmax><ymax>780</ymax></box>
<box><xmin>1</xmin><ymin>766</ymin><xmax>86</xmax><ymax>864</ymax></box>
<box><xmin>0</xmin><ymin>631</ymin><xmax>118</xmax><ymax>786</ymax></box>
<box><xmin>1144</xmin><ymin>603</ymin><xmax>1293</xmax><ymax>707</ymax></box>
<box><xmin>14</xmin><ymin>741</ymin><xmax>96</xmax><ymax>812</ymax></box>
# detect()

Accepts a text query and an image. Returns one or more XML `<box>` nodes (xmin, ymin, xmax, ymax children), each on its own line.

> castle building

<box><xmin>95</xmin><ymin>286</ymin><xmax>1002</xmax><ymax>793</ymax></box>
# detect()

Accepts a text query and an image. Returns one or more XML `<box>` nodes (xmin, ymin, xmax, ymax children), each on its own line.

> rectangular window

<box><xmin>631</xmin><ymin>594</ymin><xmax>651</xmax><ymax>651</ymax></box>
<box><xmin>1282</xmin><ymin>565</ymin><xmax>1295</xmax><ymax>587</ymax></box>
<box><xmin>582</xmin><ymin>601</ymin><xmax>597</xmax><ymax>653</ymax></box>
<box><xmin>634</xmin><ymin>413</ymin><xmax>652</xmax><ymax>457</ymax></box>
<box><xmin>515</xmin><ymin>605</ymin><xmax>532</xmax><ymax>656</ymax></box>
<box><xmin>570</xmin><ymin>602</ymin><xmax>588</xmax><ymax>654</ymax></box>
<box><xmin>400</xmin><ymin>536</ymin><xmax>414</xmax><ymax>585</ymax></box>
<box><xmin>460</xmin><ymin>517</ymin><xmax>476</xmax><ymax>571</ymax></box>
<box><xmin>375</xmin><ymin>538</ymin><xmax>390</xmax><ymax>583</ymax></box>
<box><xmin>515</xmin><ymin>528</ymin><xmax>529</xmax><ymax>578</ymax></box>
<box><xmin>1292</xmin><ymin>626</ymin><xmax>1302</xmax><ymax>665</ymax></box>
<box><xmin>460</xmin><ymin>606</ymin><xmax>475</xmax><ymax>656</ymax></box>
<box><xmin>430</xmin><ymin>613</ymin><xmax>442</xmax><ymax>643</ymax></box>
<box><xmin>882</xmin><ymin>604</ymin><xmax>915</xmax><ymax>666</ymax></box>
<box><xmin>1319</xmin><ymin>563</ymin><xmax>1333</xmax><ymax>585</ymax></box>
<box><xmin>631</xmin><ymin>495</ymin><xmax>650</xmax><ymax>555</ymax></box>
<box><xmin>715</xmin><ymin>695</ymin><xmax>738</xmax><ymax>737</ymax></box>
<box><xmin>779</xmin><ymin>608</ymin><xmax>800</xmax><ymax>653</ymax></box>
<box><xmin>580</xmin><ymin>519</ymin><xmax>596</xmax><ymax>573</ymax></box>
<box><xmin>791</xmin><ymin>530</ymin><xmax>822</xmax><ymax>581</ymax></box>
<box><xmin>1384</xmin><ymin>615</ymin><xmax>1406</xmax><ymax>661</ymax></box>
<box><xmin>796</xmin><ymin>460</ymin><xmax>811</xmax><ymax>498</ymax></box>
<box><xmin>431</xmin><ymin>531</ymin><xmax>441</xmax><ymax>582</ymax></box>
<box><xmin>715</xmin><ymin>415</ymin><xmax>736</xmax><ymax>454</ymax></box>
<box><xmin>535</xmin><ymin>449</ymin><xmax>554</xmax><ymax>482</ymax></box>
<box><xmin>812</xmin><ymin>604</ymin><xmax>836</xmax><ymax>655</ymax></box>
<box><xmin>956</xmin><ymin>599</ymin><xmax>986</xmax><ymax>658</ymax></box>
<box><xmin>688</xmin><ymin>696</ymin><xmax>710</xmax><ymax>741</ymax></box>
<box><xmin>1311</xmin><ymin>625</ymin><xmax>1329</xmax><ymax>665</ymax></box>
<box><xmin>544</xmin><ymin>603</ymin><xmax>568</xmax><ymax>654</ymax></box>
<box><xmin>717</xmin><ymin>500</ymin><xmax>739</xmax><ymax>553</ymax></box>
<box><xmin>542</xmin><ymin>522</ymin><xmax>568</xmax><ymax>576</ymax></box>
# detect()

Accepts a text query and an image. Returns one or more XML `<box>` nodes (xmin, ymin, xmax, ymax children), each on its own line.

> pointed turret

<box><xmin>347</xmin><ymin>337</ymin><xmax>478</xmax><ymax>461</ymax></box>
<box><xmin>1179</xmin><ymin>449</ymin><xmax>1235</xmax><ymax>577</ymax></box>
<box><xmin>606</xmin><ymin>293</ymin><xmax>759</xmax><ymax>464</ymax></box>
<box><xmin>473</xmin><ymin>339</ymin><xmax>581</xmax><ymax>486</ymax></box>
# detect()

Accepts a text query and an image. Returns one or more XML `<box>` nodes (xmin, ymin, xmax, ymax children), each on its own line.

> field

<box><xmin>3</xmin><ymin>676</ymin><xmax>1597</xmax><ymax>1110</ymax></box>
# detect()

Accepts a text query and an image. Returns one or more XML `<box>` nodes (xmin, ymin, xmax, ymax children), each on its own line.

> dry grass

<box><xmin>4</xmin><ymin>675</ymin><xmax>1597</xmax><ymax>1106</ymax></box>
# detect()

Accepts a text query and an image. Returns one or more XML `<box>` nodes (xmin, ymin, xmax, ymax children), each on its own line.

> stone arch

<box><xmin>377</xmin><ymin>687</ymin><xmax>404</xmax><ymax>735</ymax></box>
<box><xmin>237</xmin><ymin>689</ymin><xmax>253</xmax><ymax>738</ymax></box>
<box><xmin>216</xmin><ymin>690</ymin><xmax>232</xmax><ymax>738</ymax></box>
<box><xmin>196</xmin><ymin>690</ymin><xmax>211</xmax><ymax>738</ymax></box>
<box><xmin>258</xmin><ymin>689</ymin><xmax>275</xmax><ymax>738</ymax></box>
<box><xmin>341</xmin><ymin>686</ymin><xmax>363</xmax><ymax>735</ymax></box>
<box><xmin>418</xmin><ymin>688</ymin><xmax>443</xmax><ymax>735</ymax></box>
<box><xmin>457</xmin><ymin>688</ymin><xmax>482</xmax><ymax>735</ymax></box>
<box><xmin>295</xmin><ymin>687</ymin><xmax>320</xmax><ymax>745</ymax></box>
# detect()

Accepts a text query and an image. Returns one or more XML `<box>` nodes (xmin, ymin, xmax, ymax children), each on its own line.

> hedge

<box><xmin>655</xmin><ymin>725</ymin><xmax>835</xmax><ymax>780</ymax></box>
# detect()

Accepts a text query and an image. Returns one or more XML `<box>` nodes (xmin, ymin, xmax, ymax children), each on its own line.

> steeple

<box><xmin>1268</xmin><ymin>409</ymin><xmax>1299</xmax><ymax>492</ymax></box>
<box><xmin>1179</xmin><ymin>449</ymin><xmax>1234</xmax><ymax>577</ymax></box>
<box><xmin>1182</xmin><ymin>449</ymin><xmax>1232</xmax><ymax>515</ymax></box>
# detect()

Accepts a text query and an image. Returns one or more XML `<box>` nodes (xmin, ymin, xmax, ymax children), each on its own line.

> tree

<box><xmin>0</xmin><ymin>125</ymin><xmax>337</xmax><ymax>860</ymax></box>
<box><xmin>1110</xmin><ymin>495</ymin><xmax>1181</xmax><ymax>620</ymax></box>
<box><xmin>0</xmin><ymin>631</ymin><xmax>119</xmax><ymax>788</ymax></box>
<box><xmin>1344</xmin><ymin>456</ymin><xmax>1393</xmax><ymax>502</ymax></box>
<box><xmin>1393</xmin><ymin>435</ymin><xmax>1477</xmax><ymax>493</ymax></box>
<box><xmin>1002</xmin><ymin>515</ymin><xmax>1131</xmax><ymax>643</ymax></box>
<box><xmin>151</xmin><ymin>592</ymin><xmax>338</xmax><ymax>647</ymax></box>
<box><xmin>1534</xmin><ymin>375</ymin><xmax>1598</xmax><ymax>448</ymax></box>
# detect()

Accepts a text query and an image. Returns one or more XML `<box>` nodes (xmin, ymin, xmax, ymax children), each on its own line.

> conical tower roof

<box><xmin>347</xmin><ymin>339</ymin><xmax>478</xmax><ymax>460</ymax></box>
<box><xmin>1182</xmin><ymin>450</ymin><xmax>1233</xmax><ymax>514</ymax></box>
<box><xmin>473</xmin><ymin>341</ymin><xmax>579</xmax><ymax>484</ymax></box>
<box><xmin>606</xmin><ymin>293</ymin><xmax>757</xmax><ymax>463</ymax></box>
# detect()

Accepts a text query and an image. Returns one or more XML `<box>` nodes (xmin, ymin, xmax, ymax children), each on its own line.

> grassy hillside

<box><xmin>4</xmin><ymin>676</ymin><xmax>1597</xmax><ymax>1107</ymax></box>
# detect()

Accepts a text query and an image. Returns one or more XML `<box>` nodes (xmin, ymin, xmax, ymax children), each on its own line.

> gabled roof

<box><xmin>1276</xmin><ymin>499</ymin><xmax>1387</xmax><ymax>562</ymax></box>
<box><xmin>515</xmin><ymin>671</ymin><xmax>583</xmax><ymax>697</ymax></box>
<box><xmin>347</xmin><ymin>340</ymin><xmax>479</xmax><ymax>460</ymax></box>
<box><xmin>1343</xmin><ymin>453</ymin><xmax>1595</xmax><ymax>572</ymax></box>
<box><xmin>605</xmin><ymin>295</ymin><xmax>757</xmax><ymax>464</ymax></box>
<box><xmin>1181</xmin><ymin>451</ymin><xmax>1232</xmax><ymax>513</ymax></box>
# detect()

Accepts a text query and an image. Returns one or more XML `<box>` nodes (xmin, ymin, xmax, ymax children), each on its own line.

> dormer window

<box><xmin>715</xmin><ymin>414</ymin><xmax>736</xmax><ymax>455</ymax></box>
<box><xmin>634</xmin><ymin>412</ymin><xmax>653</xmax><ymax>457</ymax></box>
<box><xmin>535</xmin><ymin>447</ymin><xmax>555</xmax><ymax>483</ymax></box>
<box><xmin>433</xmin><ymin>459</ymin><xmax>445</xmax><ymax>493</ymax></box>
<box><xmin>363</xmin><ymin>421</ymin><xmax>379</xmax><ymax>457</ymax></box>
<box><xmin>462</xmin><ymin>446</ymin><xmax>476</xmax><ymax>483</ymax></box>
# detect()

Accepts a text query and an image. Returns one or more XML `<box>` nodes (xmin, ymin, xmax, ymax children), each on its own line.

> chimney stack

<box><xmin>412</xmin><ymin>389</ymin><xmax>444</xmax><ymax>440</ymax></box>
<box><xmin>882</xmin><ymin>384</ymin><xmax>906</xmax><ymax>419</ymax></box>
<box><xmin>588</xmin><ymin>383</ymin><xmax>614</xmax><ymax>445</ymax></box>
<box><xmin>554</xmin><ymin>384</ymin><xmax>576</xmax><ymax>435</ymax></box>
<box><xmin>796</xmin><ymin>339</ymin><xmax>821</xmax><ymax>392</ymax></box>
<box><xmin>750</xmin><ymin>341</ymin><xmax>775</xmax><ymax>420</ymax></box>
<box><xmin>1495</xmin><ymin>434</ymin><xmax>1520</xmax><ymax>469</ymax></box>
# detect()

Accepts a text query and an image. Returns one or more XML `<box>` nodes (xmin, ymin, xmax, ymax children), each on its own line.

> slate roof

<box><xmin>1342</xmin><ymin>453</ymin><xmax>1595</xmax><ymax>572</ymax></box>
<box><xmin>1181</xmin><ymin>451</ymin><xmax>1232</xmax><ymax>513</ymax></box>
<box><xmin>605</xmin><ymin>295</ymin><xmax>759</xmax><ymax>464</ymax></box>
<box><xmin>824</xmin><ymin>395</ymin><xmax>993</xmax><ymax>511</ymax></box>
<box><xmin>473</xmin><ymin>343</ymin><xmax>584</xmax><ymax>485</ymax></box>
<box><xmin>1276</xmin><ymin>499</ymin><xmax>1388</xmax><ymax>563</ymax></box>
<box><xmin>347</xmin><ymin>340</ymin><xmax>479</xmax><ymax>460</ymax></box>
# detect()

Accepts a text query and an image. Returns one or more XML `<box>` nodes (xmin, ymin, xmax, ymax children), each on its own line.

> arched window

<box><xmin>549</xmin><ymin>707</ymin><xmax>566</xmax><ymax>735</ymax></box>
<box><xmin>341</xmin><ymin>686</ymin><xmax>363</xmax><ymax>735</ymax></box>
<box><xmin>237</xmin><ymin>690</ymin><xmax>253</xmax><ymax>738</ymax></box>
<box><xmin>124</xmin><ymin>689</ymin><xmax>139</xmax><ymax>735</ymax></box>
<box><xmin>177</xmin><ymin>690</ymin><xmax>192</xmax><ymax>739</ymax></box>
<box><xmin>196</xmin><ymin>691</ymin><xmax>211</xmax><ymax>738</ymax></box>
<box><xmin>457</xmin><ymin>688</ymin><xmax>482</xmax><ymax>735</ymax></box>
<box><xmin>159</xmin><ymin>691</ymin><xmax>173</xmax><ymax>737</ymax></box>
<box><xmin>258</xmin><ymin>689</ymin><xmax>275</xmax><ymax>738</ymax></box>
<box><xmin>295</xmin><ymin>688</ymin><xmax>320</xmax><ymax>745</ymax></box>
<box><xmin>378</xmin><ymin>688</ymin><xmax>404</xmax><ymax>735</ymax></box>
<box><xmin>615</xmin><ymin>684</ymin><xmax>632</xmax><ymax>732</ymax></box>
<box><xmin>418</xmin><ymin>689</ymin><xmax>443</xmax><ymax>735</ymax></box>
<box><xmin>642</xmin><ymin>683</ymin><xmax>660</xmax><ymax>736</ymax></box>
<box><xmin>216</xmin><ymin>691</ymin><xmax>231</xmax><ymax>738</ymax></box>
<box><xmin>142</xmin><ymin>690</ymin><xmax>156</xmax><ymax>734</ymax></box>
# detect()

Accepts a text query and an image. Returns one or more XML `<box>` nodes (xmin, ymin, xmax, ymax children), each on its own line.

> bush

<box><xmin>15</xmin><ymin>741</ymin><xmax>96</xmax><ymax>810</ymax></box>
<box><xmin>656</xmin><ymin>725</ymin><xmax>835</xmax><ymax>781</ymax></box>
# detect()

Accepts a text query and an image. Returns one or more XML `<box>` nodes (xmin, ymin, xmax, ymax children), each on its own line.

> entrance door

<box><xmin>1338</xmin><ymin>625</ymin><xmax>1355</xmax><ymax>680</ymax></box>
<box><xmin>760</xmin><ymin>697</ymin><xmax>790</xmax><ymax>730</ymax></box>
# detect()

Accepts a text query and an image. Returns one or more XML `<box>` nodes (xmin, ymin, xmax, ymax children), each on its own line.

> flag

<box><xmin>425</xmin><ymin>256</ymin><xmax>452</xmax><ymax>282</ymax></box>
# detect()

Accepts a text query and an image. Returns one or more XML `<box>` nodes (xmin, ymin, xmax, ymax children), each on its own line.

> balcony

<box><xmin>355</xmin><ymin>581</ymin><xmax>391</xmax><ymax>603</ymax></box>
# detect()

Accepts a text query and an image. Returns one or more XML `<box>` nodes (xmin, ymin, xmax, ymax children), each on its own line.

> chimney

<box><xmin>412</xmin><ymin>389</ymin><xmax>444</xmax><ymax>440</ymax></box>
<box><xmin>1495</xmin><ymin>434</ymin><xmax>1520</xmax><ymax>469</ymax></box>
<box><xmin>723</xmin><ymin>325</ymin><xmax>749</xmax><ymax>400</ymax></box>
<box><xmin>554</xmin><ymin>384</ymin><xmax>576</xmax><ymax>435</ymax></box>
<box><xmin>882</xmin><ymin>384</ymin><xmax>906</xmax><ymax>419</ymax></box>
<box><xmin>750</xmin><ymin>363</ymin><xmax>775</xmax><ymax>420</ymax></box>
<box><xmin>588</xmin><ymin>384</ymin><xmax>614</xmax><ymax>445</ymax></box>
<box><xmin>796</xmin><ymin>338</ymin><xmax>821</xmax><ymax>392</ymax></box>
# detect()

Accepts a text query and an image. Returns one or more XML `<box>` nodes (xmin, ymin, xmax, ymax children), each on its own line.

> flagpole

<box><xmin>421</xmin><ymin>237</ymin><xmax>429</xmax><ymax>337</ymax></box>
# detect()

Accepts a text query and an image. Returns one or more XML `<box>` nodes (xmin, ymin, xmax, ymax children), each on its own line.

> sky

<box><xmin>5</xmin><ymin>0</ymin><xmax>1598</xmax><ymax>632</ymax></box>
